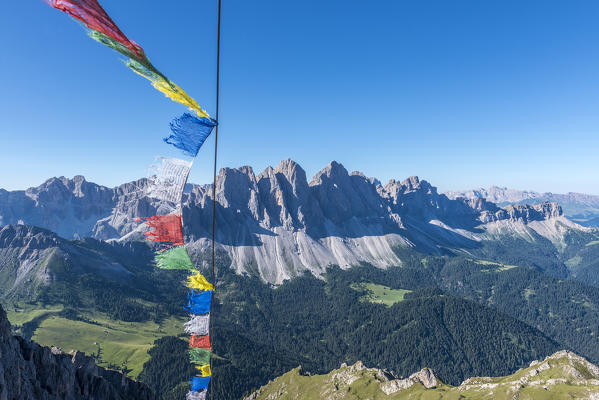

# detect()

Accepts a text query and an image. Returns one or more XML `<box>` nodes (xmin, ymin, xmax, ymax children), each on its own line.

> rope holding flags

<box><xmin>46</xmin><ymin>1</ymin><xmax>218</xmax><ymax>398</ymax></box>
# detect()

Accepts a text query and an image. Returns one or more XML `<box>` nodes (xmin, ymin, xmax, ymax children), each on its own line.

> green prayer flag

<box><xmin>189</xmin><ymin>347</ymin><xmax>211</xmax><ymax>365</ymax></box>
<box><xmin>155</xmin><ymin>246</ymin><xmax>195</xmax><ymax>270</ymax></box>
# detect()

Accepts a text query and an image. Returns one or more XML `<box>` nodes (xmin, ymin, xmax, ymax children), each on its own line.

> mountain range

<box><xmin>0</xmin><ymin>159</ymin><xmax>595</xmax><ymax>284</ymax></box>
<box><xmin>446</xmin><ymin>186</ymin><xmax>599</xmax><ymax>227</ymax></box>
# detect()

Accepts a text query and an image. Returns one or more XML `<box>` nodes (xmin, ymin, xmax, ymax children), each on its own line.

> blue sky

<box><xmin>1</xmin><ymin>0</ymin><xmax>598</xmax><ymax>194</ymax></box>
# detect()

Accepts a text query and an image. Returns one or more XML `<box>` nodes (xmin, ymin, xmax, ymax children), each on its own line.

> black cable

<box><xmin>209</xmin><ymin>0</ymin><xmax>221</xmax><ymax>398</ymax></box>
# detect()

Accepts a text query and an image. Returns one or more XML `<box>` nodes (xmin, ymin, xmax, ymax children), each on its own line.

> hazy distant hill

<box><xmin>446</xmin><ymin>185</ymin><xmax>599</xmax><ymax>227</ymax></box>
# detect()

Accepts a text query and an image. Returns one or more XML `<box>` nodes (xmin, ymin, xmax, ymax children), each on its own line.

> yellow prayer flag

<box><xmin>196</xmin><ymin>364</ymin><xmax>212</xmax><ymax>377</ymax></box>
<box><xmin>127</xmin><ymin>61</ymin><xmax>210</xmax><ymax>119</ymax></box>
<box><xmin>186</xmin><ymin>271</ymin><xmax>214</xmax><ymax>291</ymax></box>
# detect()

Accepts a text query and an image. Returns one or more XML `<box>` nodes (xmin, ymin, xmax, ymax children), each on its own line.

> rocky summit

<box><xmin>0</xmin><ymin>304</ymin><xmax>155</xmax><ymax>400</ymax></box>
<box><xmin>245</xmin><ymin>351</ymin><xmax>599</xmax><ymax>400</ymax></box>
<box><xmin>0</xmin><ymin>160</ymin><xmax>593</xmax><ymax>283</ymax></box>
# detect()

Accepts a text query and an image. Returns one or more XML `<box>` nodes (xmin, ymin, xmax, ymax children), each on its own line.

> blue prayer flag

<box><xmin>164</xmin><ymin>113</ymin><xmax>217</xmax><ymax>157</ymax></box>
<box><xmin>190</xmin><ymin>376</ymin><xmax>210</xmax><ymax>391</ymax></box>
<box><xmin>185</xmin><ymin>290</ymin><xmax>213</xmax><ymax>314</ymax></box>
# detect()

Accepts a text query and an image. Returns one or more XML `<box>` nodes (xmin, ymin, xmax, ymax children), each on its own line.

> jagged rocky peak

<box><xmin>255</xmin><ymin>159</ymin><xmax>312</xmax><ymax>229</ymax></box>
<box><xmin>309</xmin><ymin>160</ymin><xmax>349</xmax><ymax>186</ymax></box>
<box><xmin>380</xmin><ymin>176</ymin><xmax>446</xmax><ymax>220</ymax></box>
<box><xmin>446</xmin><ymin>185</ymin><xmax>539</xmax><ymax>203</ymax></box>
<box><xmin>382</xmin><ymin>176</ymin><xmax>436</xmax><ymax>201</ymax></box>
<box><xmin>0</xmin><ymin>305</ymin><xmax>156</xmax><ymax>399</ymax></box>
<box><xmin>217</xmin><ymin>165</ymin><xmax>258</xmax><ymax>209</ymax></box>
<box><xmin>273</xmin><ymin>158</ymin><xmax>308</xmax><ymax>190</ymax></box>
<box><xmin>58</xmin><ymin>175</ymin><xmax>87</xmax><ymax>197</ymax></box>
<box><xmin>462</xmin><ymin>196</ymin><xmax>492</xmax><ymax>211</ymax></box>
<box><xmin>255</xmin><ymin>159</ymin><xmax>309</xmax><ymax>196</ymax></box>
<box><xmin>309</xmin><ymin>161</ymin><xmax>387</xmax><ymax>223</ymax></box>
<box><xmin>350</xmin><ymin>170</ymin><xmax>381</xmax><ymax>187</ymax></box>
<box><xmin>402</xmin><ymin>176</ymin><xmax>424</xmax><ymax>191</ymax></box>
<box><xmin>27</xmin><ymin>175</ymin><xmax>110</xmax><ymax>201</ymax></box>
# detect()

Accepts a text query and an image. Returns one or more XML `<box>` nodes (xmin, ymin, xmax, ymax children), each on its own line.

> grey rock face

<box><xmin>0</xmin><ymin>305</ymin><xmax>156</xmax><ymax>400</ymax></box>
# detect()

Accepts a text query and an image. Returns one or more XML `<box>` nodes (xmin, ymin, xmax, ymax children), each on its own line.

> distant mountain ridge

<box><xmin>446</xmin><ymin>186</ymin><xmax>599</xmax><ymax>227</ymax></box>
<box><xmin>0</xmin><ymin>160</ymin><xmax>594</xmax><ymax>283</ymax></box>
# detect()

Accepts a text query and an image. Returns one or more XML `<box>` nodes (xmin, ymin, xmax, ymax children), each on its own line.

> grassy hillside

<box><xmin>350</xmin><ymin>282</ymin><xmax>412</xmax><ymax>306</ymax></box>
<box><xmin>7</xmin><ymin>304</ymin><xmax>185</xmax><ymax>377</ymax></box>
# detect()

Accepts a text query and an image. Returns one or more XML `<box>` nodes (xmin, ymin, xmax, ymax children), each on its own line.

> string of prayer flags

<box><xmin>47</xmin><ymin>0</ymin><xmax>210</xmax><ymax>117</ymax></box>
<box><xmin>46</xmin><ymin>1</ymin><xmax>217</xmax><ymax>397</ymax></box>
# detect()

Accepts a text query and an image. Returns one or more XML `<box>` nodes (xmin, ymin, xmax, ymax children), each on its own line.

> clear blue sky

<box><xmin>1</xmin><ymin>0</ymin><xmax>598</xmax><ymax>194</ymax></box>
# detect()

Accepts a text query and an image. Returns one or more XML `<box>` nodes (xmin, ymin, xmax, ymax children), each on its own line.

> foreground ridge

<box><xmin>245</xmin><ymin>351</ymin><xmax>599</xmax><ymax>400</ymax></box>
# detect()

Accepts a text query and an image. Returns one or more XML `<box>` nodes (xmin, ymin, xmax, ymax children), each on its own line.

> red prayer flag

<box><xmin>46</xmin><ymin>0</ymin><xmax>145</xmax><ymax>60</ymax></box>
<box><xmin>190</xmin><ymin>335</ymin><xmax>211</xmax><ymax>350</ymax></box>
<box><xmin>142</xmin><ymin>214</ymin><xmax>184</xmax><ymax>245</ymax></box>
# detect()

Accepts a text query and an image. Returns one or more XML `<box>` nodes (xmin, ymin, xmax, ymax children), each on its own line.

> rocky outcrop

<box><xmin>0</xmin><ymin>305</ymin><xmax>156</xmax><ymax>400</ymax></box>
<box><xmin>380</xmin><ymin>367</ymin><xmax>438</xmax><ymax>394</ymax></box>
